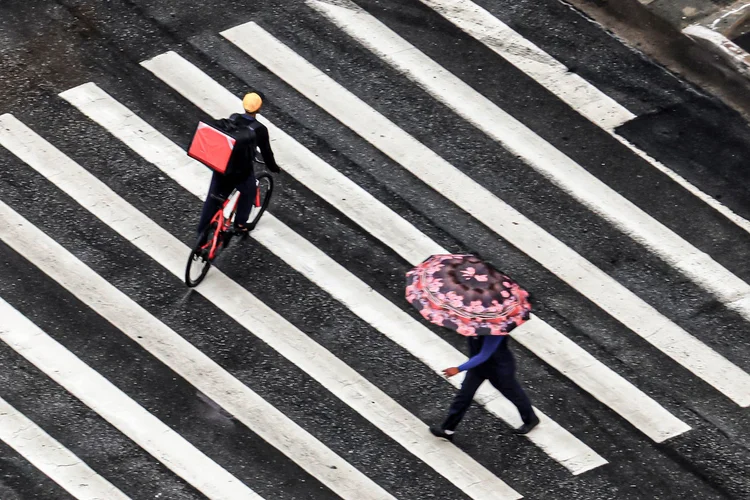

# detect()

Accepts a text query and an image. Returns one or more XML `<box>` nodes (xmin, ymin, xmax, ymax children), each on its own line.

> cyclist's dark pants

<box><xmin>197</xmin><ymin>171</ymin><xmax>256</xmax><ymax>235</ymax></box>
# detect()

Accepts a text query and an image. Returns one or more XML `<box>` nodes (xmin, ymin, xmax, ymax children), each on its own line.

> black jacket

<box><xmin>227</xmin><ymin>113</ymin><xmax>280</xmax><ymax>180</ymax></box>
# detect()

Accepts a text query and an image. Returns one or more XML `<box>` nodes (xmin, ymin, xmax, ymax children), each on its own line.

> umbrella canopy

<box><xmin>405</xmin><ymin>254</ymin><xmax>531</xmax><ymax>336</ymax></box>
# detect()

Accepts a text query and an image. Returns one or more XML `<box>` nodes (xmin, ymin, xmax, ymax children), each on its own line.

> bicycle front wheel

<box><xmin>245</xmin><ymin>173</ymin><xmax>274</xmax><ymax>230</ymax></box>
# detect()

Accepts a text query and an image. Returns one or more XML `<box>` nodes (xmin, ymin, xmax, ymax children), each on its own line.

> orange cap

<box><xmin>242</xmin><ymin>92</ymin><xmax>263</xmax><ymax>113</ymax></box>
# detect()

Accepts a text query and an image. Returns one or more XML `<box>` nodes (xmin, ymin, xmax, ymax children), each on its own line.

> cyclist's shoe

<box><xmin>232</xmin><ymin>223</ymin><xmax>251</xmax><ymax>236</ymax></box>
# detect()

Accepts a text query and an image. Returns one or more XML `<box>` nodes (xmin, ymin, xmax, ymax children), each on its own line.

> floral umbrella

<box><xmin>405</xmin><ymin>254</ymin><xmax>531</xmax><ymax>336</ymax></box>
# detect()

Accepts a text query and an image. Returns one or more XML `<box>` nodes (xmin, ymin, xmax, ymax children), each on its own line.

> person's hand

<box><xmin>442</xmin><ymin>367</ymin><xmax>460</xmax><ymax>378</ymax></box>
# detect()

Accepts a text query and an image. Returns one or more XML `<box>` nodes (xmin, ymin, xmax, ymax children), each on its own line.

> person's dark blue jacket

<box><xmin>458</xmin><ymin>335</ymin><xmax>505</xmax><ymax>372</ymax></box>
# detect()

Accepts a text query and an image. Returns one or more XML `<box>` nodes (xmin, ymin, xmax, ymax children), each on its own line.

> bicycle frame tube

<box><xmin>201</xmin><ymin>190</ymin><xmax>240</xmax><ymax>260</ymax></box>
<box><xmin>204</xmin><ymin>209</ymin><xmax>224</xmax><ymax>260</ymax></box>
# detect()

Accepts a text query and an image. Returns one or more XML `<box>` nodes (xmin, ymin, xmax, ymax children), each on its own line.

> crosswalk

<box><xmin>0</xmin><ymin>276</ymin><xmax>261</xmax><ymax>500</ymax></box>
<box><xmin>60</xmin><ymin>81</ymin><xmax>610</xmax><ymax>473</ymax></box>
<box><xmin>307</xmin><ymin>0</ymin><xmax>750</xmax><ymax>325</ymax></box>
<box><xmin>1</xmin><ymin>1</ymin><xmax>749</xmax><ymax>498</ymax></box>
<box><xmin>413</xmin><ymin>0</ymin><xmax>750</xmax><ymax>236</ymax></box>
<box><xmin>133</xmin><ymin>50</ymin><xmax>694</xmax><ymax>448</ymax></box>
<box><xmin>213</xmin><ymin>24</ymin><xmax>750</xmax><ymax>406</ymax></box>
<box><xmin>0</xmin><ymin>390</ymin><xmax>130</xmax><ymax>500</ymax></box>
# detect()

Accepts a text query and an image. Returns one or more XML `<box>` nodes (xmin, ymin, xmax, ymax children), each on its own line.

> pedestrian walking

<box><xmin>403</xmin><ymin>254</ymin><xmax>538</xmax><ymax>440</ymax></box>
<box><xmin>430</xmin><ymin>335</ymin><xmax>539</xmax><ymax>441</ymax></box>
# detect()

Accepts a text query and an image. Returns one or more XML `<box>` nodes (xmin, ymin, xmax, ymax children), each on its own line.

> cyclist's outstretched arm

<box><xmin>256</xmin><ymin>124</ymin><xmax>280</xmax><ymax>173</ymax></box>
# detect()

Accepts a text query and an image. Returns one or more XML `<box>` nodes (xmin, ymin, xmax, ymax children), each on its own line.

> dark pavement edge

<box><xmin>564</xmin><ymin>0</ymin><xmax>750</xmax><ymax>122</ymax></box>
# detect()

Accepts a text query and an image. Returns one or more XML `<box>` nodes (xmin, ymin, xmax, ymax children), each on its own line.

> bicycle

<box><xmin>185</xmin><ymin>172</ymin><xmax>274</xmax><ymax>287</ymax></box>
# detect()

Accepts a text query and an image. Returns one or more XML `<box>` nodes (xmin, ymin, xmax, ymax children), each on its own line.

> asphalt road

<box><xmin>2</xmin><ymin>0</ymin><xmax>750</xmax><ymax>499</ymax></box>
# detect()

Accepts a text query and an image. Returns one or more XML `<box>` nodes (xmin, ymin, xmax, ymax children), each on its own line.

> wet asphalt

<box><xmin>2</xmin><ymin>0</ymin><xmax>750</xmax><ymax>499</ymax></box>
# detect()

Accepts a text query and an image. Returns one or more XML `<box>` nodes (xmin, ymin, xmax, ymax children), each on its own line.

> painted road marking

<box><xmin>418</xmin><ymin>0</ymin><xmax>634</xmax><ymax>130</ymax></box>
<box><xmin>134</xmin><ymin>50</ymin><xmax>698</xmax><ymax>453</ymax></box>
<box><xmin>0</xmin><ymin>388</ymin><xmax>131</xmax><ymax>500</ymax></box>
<box><xmin>306</xmin><ymin>0</ymin><xmax>750</xmax><ymax>337</ymax></box>
<box><xmin>216</xmin><ymin>25</ymin><xmax>750</xmax><ymax>407</ymax></box>
<box><xmin>144</xmin><ymin>42</ymin><xmax>691</xmax><ymax>445</ymax></box>
<box><xmin>135</xmin><ymin>47</ymin><xmax>704</xmax><ymax>450</ymax></box>
<box><xmin>0</xmin><ymin>113</ymin><xmax>519</xmax><ymax>500</ymax></box>
<box><xmin>63</xmin><ymin>81</ymin><xmax>612</xmax><ymax>474</ymax></box>
<box><xmin>0</xmin><ymin>114</ymin><xmax>394</xmax><ymax>500</ymax></box>
<box><xmin>0</xmin><ymin>291</ymin><xmax>260</xmax><ymax>500</ymax></box>
<box><xmin>417</xmin><ymin>0</ymin><xmax>750</xmax><ymax>245</ymax></box>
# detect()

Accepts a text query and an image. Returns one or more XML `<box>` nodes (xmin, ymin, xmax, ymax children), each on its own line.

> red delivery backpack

<box><xmin>187</xmin><ymin>117</ymin><xmax>256</xmax><ymax>176</ymax></box>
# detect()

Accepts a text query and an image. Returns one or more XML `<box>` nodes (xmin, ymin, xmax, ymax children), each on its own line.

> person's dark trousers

<box><xmin>197</xmin><ymin>171</ymin><xmax>256</xmax><ymax>236</ymax></box>
<box><xmin>442</xmin><ymin>349</ymin><xmax>535</xmax><ymax>431</ymax></box>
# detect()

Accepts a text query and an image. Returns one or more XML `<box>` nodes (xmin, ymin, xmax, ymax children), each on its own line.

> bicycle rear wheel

<box><xmin>245</xmin><ymin>173</ymin><xmax>274</xmax><ymax>230</ymax></box>
<box><xmin>185</xmin><ymin>223</ymin><xmax>216</xmax><ymax>287</ymax></box>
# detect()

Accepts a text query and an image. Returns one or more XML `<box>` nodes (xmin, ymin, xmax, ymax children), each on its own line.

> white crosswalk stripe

<box><xmin>306</xmin><ymin>0</ymin><xmax>750</xmax><ymax>328</ymax></box>
<box><xmin>416</xmin><ymin>0</ymin><xmax>750</xmax><ymax>241</ymax></box>
<box><xmin>418</xmin><ymin>0</ymin><xmax>636</xmax><ymax>130</ymax></box>
<box><xmin>0</xmin><ymin>283</ymin><xmax>261</xmax><ymax>500</ymax></box>
<box><xmin>213</xmin><ymin>24</ymin><xmax>750</xmax><ymax>407</ymax></box>
<box><xmin>0</xmin><ymin>114</ymin><xmax>520</xmax><ymax>500</ymax></box>
<box><xmin>0</xmin><ymin>388</ymin><xmax>131</xmax><ymax>500</ymax></box>
<box><xmin>61</xmin><ymin>81</ymin><xmax>620</xmax><ymax>474</ymax></box>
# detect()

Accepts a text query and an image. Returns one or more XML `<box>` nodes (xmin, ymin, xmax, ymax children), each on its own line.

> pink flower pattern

<box><xmin>405</xmin><ymin>254</ymin><xmax>531</xmax><ymax>337</ymax></box>
<box><xmin>460</xmin><ymin>266</ymin><xmax>489</xmax><ymax>282</ymax></box>
<box><xmin>456</xmin><ymin>324</ymin><xmax>477</xmax><ymax>336</ymax></box>
<box><xmin>468</xmin><ymin>300</ymin><xmax>485</xmax><ymax>313</ymax></box>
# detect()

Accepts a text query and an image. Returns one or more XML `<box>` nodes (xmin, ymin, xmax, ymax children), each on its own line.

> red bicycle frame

<box><xmin>202</xmin><ymin>183</ymin><xmax>262</xmax><ymax>260</ymax></box>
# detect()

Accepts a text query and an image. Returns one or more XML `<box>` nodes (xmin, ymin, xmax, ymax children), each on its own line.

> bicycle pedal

<box><xmin>231</xmin><ymin>227</ymin><xmax>251</xmax><ymax>237</ymax></box>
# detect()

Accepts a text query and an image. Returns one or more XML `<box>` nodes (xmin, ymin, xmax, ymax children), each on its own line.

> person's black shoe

<box><xmin>513</xmin><ymin>416</ymin><xmax>540</xmax><ymax>435</ymax></box>
<box><xmin>429</xmin><ymin>425</ymin><xmax>454</xmax><ymax>441</ymax></box>
<box><xmin>232</xmin><ymin>224</ymin><xmax>251</xmax><ymax>237</ymax></box>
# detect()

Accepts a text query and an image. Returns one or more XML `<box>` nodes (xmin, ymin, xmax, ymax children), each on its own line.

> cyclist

<box><xmin>196</xmin><ymin>92</ymin><xmax>280</xmax><ymax>237</ymax></box>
